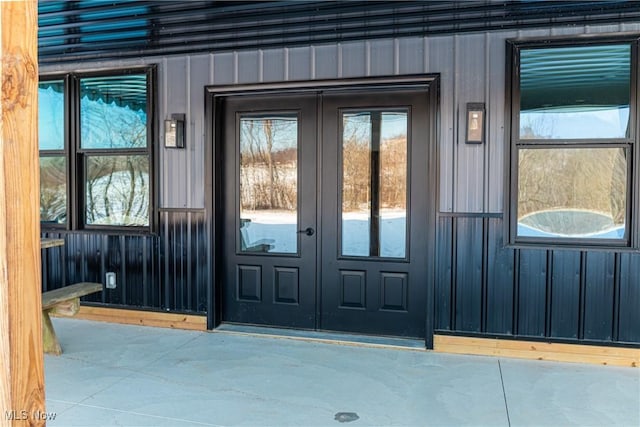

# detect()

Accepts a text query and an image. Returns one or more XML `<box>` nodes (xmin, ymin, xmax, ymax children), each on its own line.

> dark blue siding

<box><xmin>549</xmin><ymin>251</ymin><xmax>581</xmax><ymax>339</ymax></box>
<box><xmin>435</xmin><ymin>217</ymin><xmax>453</xmax><ymax>330</ymax></box>
<box><xmin>41</xmin><ymin>209</ymin><xmax>207</xmax><ymax>314</ymax></box>
<box><xmin>435</xmin><ymin>215</ymin><xmax>640</xmax><ymax>345</ymax></box>
<box><xmin>454</xmin><ymin>218</ymin><xmax>484</xmax><ymax>332</ymax></box>
<box><xmin>485</xmin><ymin>218</ymin><xmax>514</xmax><ymax>334</ymax></box>
<box><xmin>618</xmin><ymin>253</ymin><xmax>640</xmax><ymax>343</ymax></box>
<box><xmin>583</xmin><ymin>252</ymin><xmax>615</xmax><ymax>341</ymax></box>
<box><xmin>517</xmin><ymin>249</ymin><xmax>547</xmax><ymax>337</ymax></box>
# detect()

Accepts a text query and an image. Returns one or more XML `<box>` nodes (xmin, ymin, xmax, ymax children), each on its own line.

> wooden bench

<box><xmin>42</xmin><ymin>282</ymin><xmax>103</xmax><ymax>355</ymax></box>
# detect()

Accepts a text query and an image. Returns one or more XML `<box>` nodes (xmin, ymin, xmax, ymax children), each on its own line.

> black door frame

<box><xmin>204</xmin><ymin>75</ymin><xmax>440</xmax><ymax>348</ymax></box>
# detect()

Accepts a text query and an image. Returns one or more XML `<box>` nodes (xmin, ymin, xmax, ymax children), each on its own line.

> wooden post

<box><xmin>0</xmin><ymin>1</ymin><xmax>46</xmax><ymax>426</ymax></box>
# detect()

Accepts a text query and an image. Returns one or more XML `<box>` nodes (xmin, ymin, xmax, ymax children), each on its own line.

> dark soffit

<box><xmin>38</xmin><ymin>0</ymin><xmax>640</xmax><ymax>65</ymax></box>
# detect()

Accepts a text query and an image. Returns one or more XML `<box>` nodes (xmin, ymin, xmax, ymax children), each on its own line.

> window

<box><xmin>508</xmin><ymin>40</ymin><xmax>636</xmax><ymax>246</ymax></box>
<box><xmin>39</xmin><ymin>68</ymin><xmax>155</xmax><ymax>231</ymax></box>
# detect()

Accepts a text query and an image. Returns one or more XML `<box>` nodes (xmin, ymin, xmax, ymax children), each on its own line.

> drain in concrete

<box><xmin>334</xmin><ymin>412</ymin><xmax>359</xmax><ymax>423</ymax></box>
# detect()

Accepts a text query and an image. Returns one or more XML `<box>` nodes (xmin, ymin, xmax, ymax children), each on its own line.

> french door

<box><xmin>320</xmin><ymin>90</ymin><xmax>430</xmax><ymax>338</ymax></box>
<box><xmin>221</xmin><ymin>94</ymin><xmax>318</xmax><ymax>328</ymax></box>
<box><xmin>221</xmin><ymin>89</ymin><xmax>431</xmax><ymax>338</ymax></box>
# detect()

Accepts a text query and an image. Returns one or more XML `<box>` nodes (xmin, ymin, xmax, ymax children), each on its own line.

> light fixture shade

<box><xmin>465</xmin><ymin>103</ymin><xmax>485</xmax><ymax>144</ymax></box>
<box><xmin>164</xmin><ymin>114</ymin><xmax>185</xmax><ymax>148</ymax></box>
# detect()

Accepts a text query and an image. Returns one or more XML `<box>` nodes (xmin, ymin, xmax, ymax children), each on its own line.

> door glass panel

<box><xmin>239</xmin><ymin>115</ymin><xmax>298</xmax><ymax>254</ymax></box>
<box><xmin>342</xmin><ymin>113</ymin><xmax>371</xmax><ymax>256</ymax></box>
<box><xmin>341</xmin><ymin>111</ymin><xmax>408</xmax><ymax>258</ymax></box>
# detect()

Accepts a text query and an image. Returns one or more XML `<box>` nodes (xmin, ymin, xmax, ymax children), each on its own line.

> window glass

<box><xmin>520</xmin><ymin>45</ymin><xmax>630</xmax><ymax>139</ymax></box>
<box><xmin>341</xmin><ymin>111</ymin><xmax>408</xmax><ymax>258</ymax></box>
<box><xmin>80</xmin><ymin>74</ymin><xmax>148</xmax><ymax>149</ymax></box>
<box><xmin>39</xmin><ymin>80</ymin><xmax>65</xmax><ymax>150</ymax></box>
<box><xmin>517</xmin><ymin>147</ymin><xmax>627</xmax><ymax>239</ymax></box>
<box><xmin>239</xmin><ymin>115</ymin><xmax>298</xmax><ymax>254</ymax></box>
<box><xmin>40</xmin><ymin>156</ymin><xmax>67</xmax><ymax>223</ymax></box>
<box><xmin>85</xmin><ymin>155</ymin><xmax>149</xmax><ymax>226</ymax></box>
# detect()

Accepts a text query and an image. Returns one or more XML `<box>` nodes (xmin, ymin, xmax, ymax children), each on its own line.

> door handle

<box><xmin>297</xmin><ymin>227</ymin><xmax>315</xmax><ymax>236</ymax></box>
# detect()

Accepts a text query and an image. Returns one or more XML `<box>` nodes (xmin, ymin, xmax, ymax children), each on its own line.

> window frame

<box><xmin>39</xmin><ymin>66</ymin><xmax>157</xmax><ymax>234</ymax></box>
<box><xmin>506</xmin><ymin>36</ymin><xmax>639</xmax><ymax>249</ymax></box>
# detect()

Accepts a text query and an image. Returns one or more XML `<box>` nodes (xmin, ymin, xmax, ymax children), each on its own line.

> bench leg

<box><xmin>42</xmin><ymin>310</ymin><xmax>62</xmax><ymax>355</ymax></box>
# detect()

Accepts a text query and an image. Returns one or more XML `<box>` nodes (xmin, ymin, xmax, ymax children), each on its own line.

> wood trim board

<box><xmin>434</xmin><ymin>334</ymin><xmax>639</xmax><ymax>368</ymax></box>
<box><xmin>70</xmin><ymin>306</ymin><xmax>207</xmax><ymax>331</ymax></box>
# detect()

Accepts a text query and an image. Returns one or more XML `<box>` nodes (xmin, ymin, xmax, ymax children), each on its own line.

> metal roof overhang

<box><xmin>38</xmin><ymin>0</ymin><xmax>640</xmax><ymax>65</ymax></box>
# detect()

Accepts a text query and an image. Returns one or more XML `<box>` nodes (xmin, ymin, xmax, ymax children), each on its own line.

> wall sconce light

<box><xmin>164</xmin><ymin>114</ymin><xmax>185</xmax><ymax>148</ymax></box>
<box><xmin>465</xmin><ymin>103</ymin><xmax>485</xmax><ymax>144</ymax></box>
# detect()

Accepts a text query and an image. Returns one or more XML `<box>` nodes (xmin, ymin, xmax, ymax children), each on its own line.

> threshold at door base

<box><xmin>215</xmin><ymin>323</ymin><xmax>426</xmax><ymax>351</ymax></box>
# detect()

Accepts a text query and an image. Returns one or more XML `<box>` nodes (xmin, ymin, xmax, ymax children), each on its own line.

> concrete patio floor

<box><xmin>45</xmin><ymin>318</ymin><xmax>639</xmax><ymax>427</ymax></box>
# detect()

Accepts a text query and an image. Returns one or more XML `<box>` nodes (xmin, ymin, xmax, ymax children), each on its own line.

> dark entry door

<box><xmin>320</xmin><ymin>91</ymin><xmax>430</xmax><ymax>338</ymax></box>
<box><xmin>222</xmin><ymin>95</ymin><xmax>318</xmax><ymax>329</ymax></box>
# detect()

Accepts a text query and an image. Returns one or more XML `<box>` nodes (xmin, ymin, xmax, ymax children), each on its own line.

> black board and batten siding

<box><xmin>40</xmin><ymin>22</ymin><xmax>640</xmax><ymax>346</ymax></box>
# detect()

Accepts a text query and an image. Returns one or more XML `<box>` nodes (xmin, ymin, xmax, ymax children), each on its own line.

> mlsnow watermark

<box><xmin>5</xmin><ymin>410</ymin><xmax>57</xmax><ymax>422</ymax></box>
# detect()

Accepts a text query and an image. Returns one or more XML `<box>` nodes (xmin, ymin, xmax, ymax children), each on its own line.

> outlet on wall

<box><xmin>105</xmin><ymin>272</ymin><xmax>117</xmax><ymax>289</ymax></box>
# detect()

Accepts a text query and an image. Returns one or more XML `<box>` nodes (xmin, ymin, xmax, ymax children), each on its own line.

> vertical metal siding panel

<box><xmin>160</xmin><ymin>211</ymin><xmax>170</xmax><ymax>310</ymax></box>
<box><xmin>314</xmin><ymin>45</ymin><xmax>339</xmax><ymax>80</ymax></box>
<box><xmin>487</xmin><ymin>32</ymin><xmax>516</xmax><ymax>213</ymax></box>
<box><xmin>190</xmin><ymin>212</ymin><xmax>198</xmax><ymax>311</ymax></box>
<box><xmin>176</xmin><ymin>212</ymin><xmax>188</xmax><ymax>310</ymax></box>
<box><xmin>369</xmin><ymin>39</ymin><xmax>394</xmax><ymax>76</ymax></box>
<box><xmin>429</xmin><ymin>35</ymin><xmax>455</xmax><ymax>212</ymax></box>
<box><xmin>583</xmin><ymin>252</ymin><xmax>615</xmax><ymax>341</ymax></box>
<box><xmin>455</xmin><ymin>33</ymin><xmax>486</xmax><ymax>213</ymax></box>
<box><xmin>486</xmin><ymin>218</ymin><xmax>514</xmax><ymax>334</ymax></box>
<box><xmin>517</xmin><ymin>249</ymin><xmax>547</xmax><ymax>336</ymax></box>
<box><xmin>42</xmin><ymin>233</ymin><xmax>65</xmax><ymax>291</ymax></box>
<box><xmin>618</xmin><ymin>253</ymin><xmax>640</xmax><ymax>342</ymax></box>
<box><xmin>150</xmin><ymin>229</ymin><xmax>160</xmax><ymax>308</ymax></box>
<box><xmin>455</xmin><ymin>217</ymin><xmax>483</xmax><ymax>332</ymax></box>
<box><xmin>549</xmin><ymin>251</ymin><xmax>581</xmax><ymax>339</ymax></box>
<box><xmin>550</xmin><ymin>25</ymin><xmax>588</xmax><ymax>37</ymax></box>
<box><xmin>341</xmin><ymin>41</ymin><xmax>366</xmax><ymax>78</ymax></box>
<box><xmin>620</xmin><ymin>22</ymin><xmax>640</xmax><ymax>33</ymax></box>
<box><xmin>104</xmin><ymin>235</ymin><xmax>122</xmax><ymax>305</ymax></box>
<box><xmin>435</xmin><ymin>216</ymin><xmax>453</xmax><ymax>330</ymax></box>
<box><xmin>123</xmin><ymin>236</ymin><xmax>141</xmax><ymax>306</ymax></box>
<box><xmin>584</xmin><ymin>24</ymin><xmax>621</xmax><ymax>34</ymax></box>
<box><xmin>189</xmin><ymin>54</ymin><xmax>210</xmax><ymax>209</ymax></box>
<box><xmin>197</xmin><ymin>212</ymin><xmax>208</xmax><ymax>312</ymax></box>
<box><xmin>262</xmin><ymin>48</ymin><xmax>286</xmax><ymax>82</ymax></box>
<box><xmin>189</xmin><ymin>211</ymin><xmax>208</xmax><ymax>313</ymax></box>
<box><xmin>66</xmin><ymin>235</ymin><xmax>82</xmax><ymax>285</ymax></box>
<box><xmin>237</xmin><ymin>51</ymin><xmax>260</xmax><ymax>83</ymax></box>
<box><xmin>119</xmin><ymin>236</ymin><xmax>127</xmax><ymax>305</ymax></box>
<box><xmin>169</xmin><ymin>212</ymin><xmax>180</xmax><ymax>310</ymax></box>
<box><xmin>164</xmin><ymin>57</ymin><xmax>189</xmax><ymax>208</ymax></box>
<box><xmin>398</xmin><ymin>37</ymin><xmax>424</xmax><ymax>74</ymax></box>
<box><xmin>186</xmin><ymin>212</ymin><xmax>194</xmax><ymax>310</ymax></box>
<box><xmin>212</xmin><ymin>52</ymin><xmax>235</xmax><ymax>85</ymax></box>
<box><xmin>100</xmin><ymin>235</ymin><xmax>108</xmax><ymax>304</ymax></box>
<box><xmin>81</xmin><ymin>235</ymin><xmax>103</xmax><ymax>303</ymax></box>
<box><xmin>516</xmin><ymin>29</ymin><xmax>552</xmax><ymax>39</ymax></box>
<box><xmin>288</xmin><ymin>46</ymin><xmax>312</xmax><ymax>81</ymax></box>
